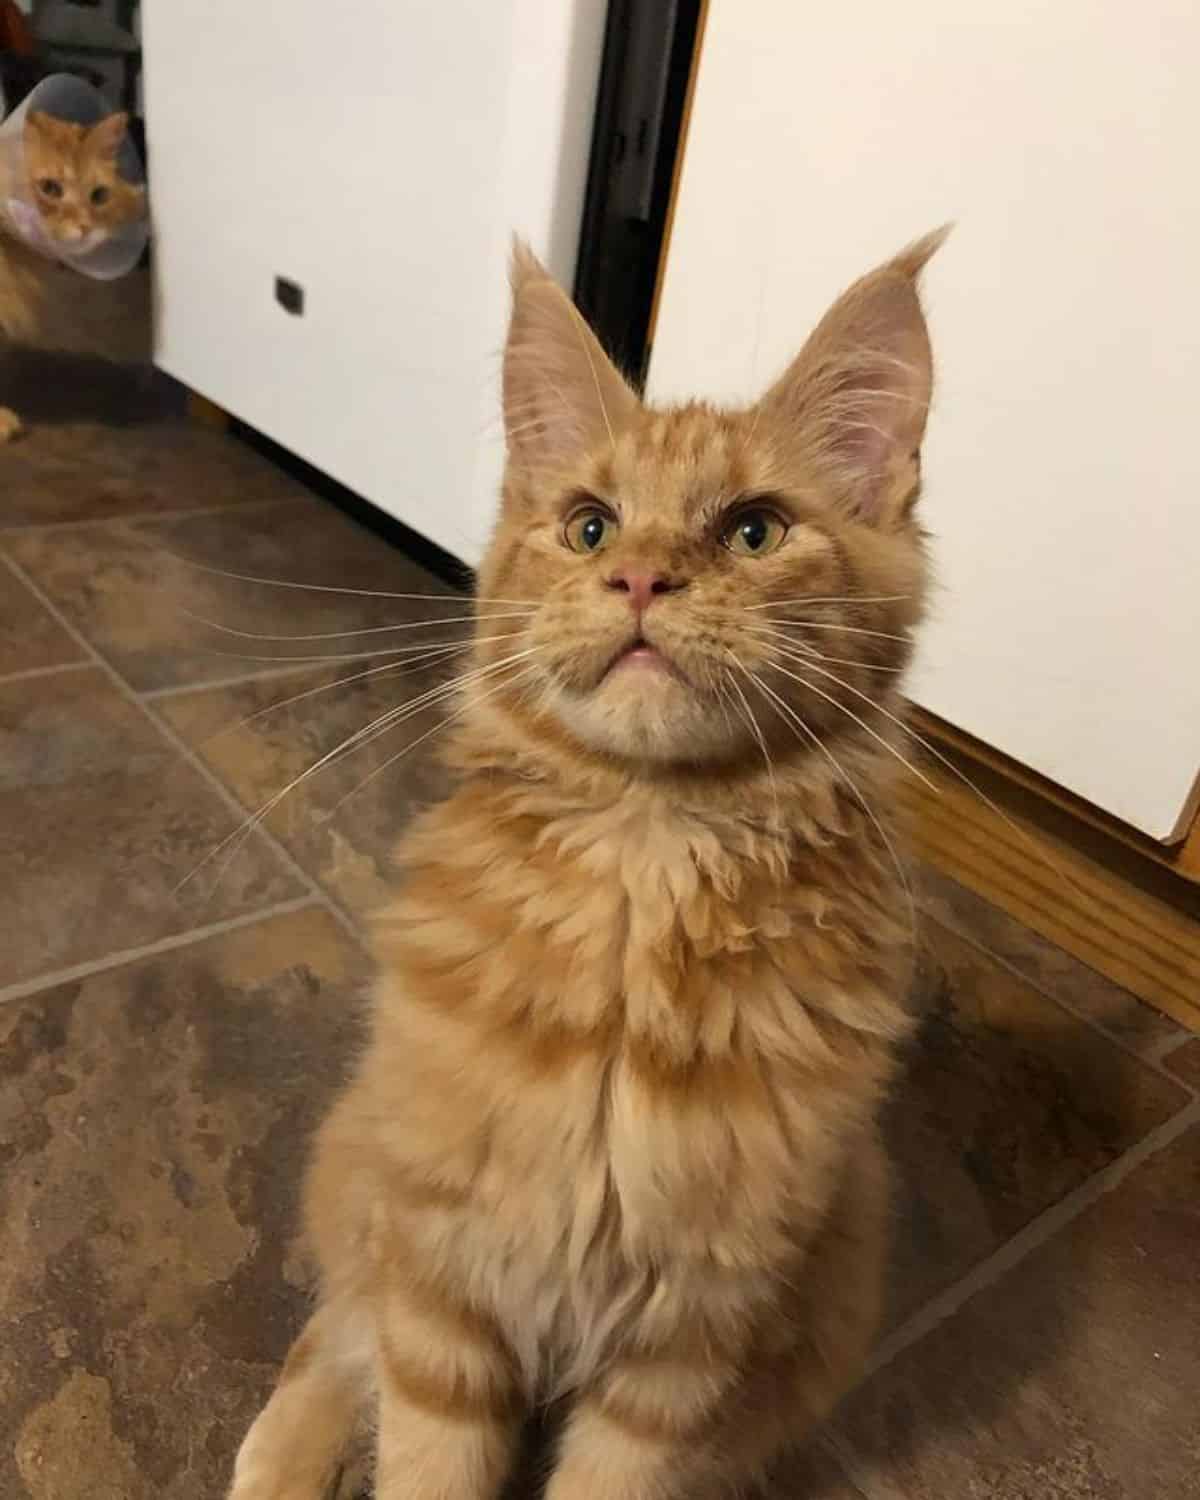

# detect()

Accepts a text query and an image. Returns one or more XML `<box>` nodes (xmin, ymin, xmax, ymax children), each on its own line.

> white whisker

<box><xmin>753</xmin><ymin>619</ymin><xmax>912</xmax><ymax>644</ymax></box>
<box><xmin>177</xmin><ymin>608</ymin><xmax>534</xmax><ymax>643</ymax></box>
<box><xmin>859</xmin><ymin>700</ymin><xmax>1104</xmax><ymax>917</ymax></box>
<box><xmin>746</xmin><ymin>595</ymin><xmax>909</xmax><ymax>611</ymax></box>
<box><xmin>745</xmin><ymin>667</ymin><xmax>916</xmax><ymax>939</ymax></box>
<box><xmin>175</xmin><ymin>648</ymin><xmax>538</xmax><ymax>897</ymax></box>
<box><xmin>323</xmin><ymin>660</ymin><xmax>543</xmax><ymax>818</ymax></box>
<box><xmin>764</xmin><ymin>657</ymin><xmax>937</xmax><ymax>792</ymax></box>
<box><xmin>196</xmin><ymin>641</ymin><xmax>474</xmax><ymax>749</ymax></box>
<box><xmin>760</xmin><ymin>633</ymin><xmax>905</xmax><ymax>673</ymax></box>
<box><xmin>725</xmin><ymin>656</ymin><xmax>778</xmax><ymax>814</ymax></box>
<box><xmin>567</xmin><ymin>305</ymin><xmax>615</xmax><ymax>450</ymax></box>
<box><xmin>181</xmin><ymin>631</ymin><xmax>527</xmax><ymax>665</ymax></box>
<box><xmin>773</xmin><ymin>633</ymin><xmax>1112</xmax><ymax>923</ymax></box>
<box><xmin>159</xmin><ymin>550</ymin><xmax>534</xmax><ymax>606</ymax></box>
<box><xmin>711</xmin><ymin>672</ymin><xmax>738</xmax><ymax>741</ymax></box>
<box><xmin>777</xmin><ymin>656</ymin><xmax>943</xmax><ymax>779</ymax></box>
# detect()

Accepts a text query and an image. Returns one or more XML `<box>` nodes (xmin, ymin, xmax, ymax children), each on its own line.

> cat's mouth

<box><xmin>603</xmin><ymin>637</ymin><xmax>685</xmax><ymax>683</ymax></box>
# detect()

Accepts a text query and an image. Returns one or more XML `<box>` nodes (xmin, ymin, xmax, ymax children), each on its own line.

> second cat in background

<box><xmin>0</xmin><ymin>104</ymin><xmax>148</xmax><ymax>441</ymax></box>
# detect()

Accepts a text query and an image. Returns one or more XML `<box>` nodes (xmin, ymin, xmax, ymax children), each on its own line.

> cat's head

<box><xmin>23</xmin><ymin>110</ymin><xmax>145</xmax><ymax>250</ymax></box>
<box><xmin>475</xmin><ymin>233</ymin><xmax>946</xmax><ymax>771</ymax></box>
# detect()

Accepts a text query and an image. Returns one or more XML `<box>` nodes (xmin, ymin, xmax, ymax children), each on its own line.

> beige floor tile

<box><xmin>886</xmin><ymin>918</ymin><xmax>1188</xmax><ymax>1325</ymax></box>
<box><xmin>159</xmin><ymin>658</ymin><xmax>455</xmax><ymax>916</ymax></box>
<box><xmin>0</xmin><ymin>563</ymin><xmax>85</xmax><ymax>679</ymax></box>
<box><xmin>0</xmin><ymin>907</ymin><xmax>370</xmax><ymax>1499</ymax></box>
<box><xmin>918</xmin><ymin>865</ymin><xmax>1186</xmax><ymax>1057</ymax></box>
<box><xmin>0</xmin><ymin>669</ymin><xmax>303</xmax><ymax>988</ymax></box>
<box><xmin>0</xmin><ymin>419</ymin><xmax>306</xmax><ymax>528</ymax></box>
<box><xmin>1163</xmin><ymin>1038</ymin><xmax>1200</xmax><ymax>1090</ymax></box>
<box><xmin>837</xmin><ymin>1123</ymin><xmax>1200</xmax><ymax>1498</ymax></box>
<box><xmin>8</xmin><ymin>497</ymin><xmax>463</xmax><ymax>693</ymax></box>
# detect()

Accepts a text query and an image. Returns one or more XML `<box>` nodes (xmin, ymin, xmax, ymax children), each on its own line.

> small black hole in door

<box><xmin>275</xmin><ymin>276</ymin><xmax>304</xmax><ymax>316</ymax></box>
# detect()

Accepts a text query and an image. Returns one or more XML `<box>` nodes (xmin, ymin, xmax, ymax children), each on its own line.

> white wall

<box><xmin>143</xmin><ymin>0</ymin><xmax>606</xmax><ymax>564</ymax></box>
<box><xmin>649</xmin><ymin>0</ymin><xmax>1200</xmax><ymax>841</ymax></box>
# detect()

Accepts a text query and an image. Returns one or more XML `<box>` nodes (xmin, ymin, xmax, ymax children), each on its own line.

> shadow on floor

<box><xmin>1</xmin><ymin>348</ymin><xmax>184</xmax><ymax>429</ymax></box>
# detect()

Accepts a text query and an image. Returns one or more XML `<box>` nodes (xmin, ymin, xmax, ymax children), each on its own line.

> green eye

<box><xmin>723</xmin><ymin>507</ymin><xmax>786</xmax><ymax>561</ymax></box>
<box><xmin>722</xmin><ymin>507</ymin><xmax>788</xmax><ymax>557</ymax></box>
<box><xmin>564</xmin><ymin>507</ymin><xmax>617</xmax><ymax>554</ymax></box>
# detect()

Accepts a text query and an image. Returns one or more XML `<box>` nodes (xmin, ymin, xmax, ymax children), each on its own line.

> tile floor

<box><xmin>1</xmin><ymin>374</ymin><xmax>1197</xmax><ymax>1499</ymax></box>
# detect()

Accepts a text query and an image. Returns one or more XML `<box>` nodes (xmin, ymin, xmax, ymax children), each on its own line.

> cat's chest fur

<box><xmin>369</xmin><ymin>784</ymin><xmax>901</xmax><ymax>1258</ymax></box>
<box><xmin>318</xmin><ymin>780</ymin><xmax>905</xmax><ymax>1392</ymax></box>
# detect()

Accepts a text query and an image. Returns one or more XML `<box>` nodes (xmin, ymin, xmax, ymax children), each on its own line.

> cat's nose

<box><xmin>606</xmin><ymin>568</ymin><xmax>686</xmax><ymax>614</ymax></box>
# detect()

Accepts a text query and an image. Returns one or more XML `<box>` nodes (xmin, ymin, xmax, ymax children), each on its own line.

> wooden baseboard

<box><xmin>900</xmin><ymin>737</ymin><xmax>1200</xmax><ymax>1033</ymax></box>
<box><xmin>910</xmin><ymin>707</ymin><xmax>1200</xmax><ymax>886</ymax></box>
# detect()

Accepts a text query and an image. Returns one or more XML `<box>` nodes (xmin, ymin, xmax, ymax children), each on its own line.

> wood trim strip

<box><xmin>900</xmin><ymin>768</ymin><xmax>1200</xmax><ymax>1033</ymax></box>
<box><xmin>1182</xmin><ymin>819</ymin><xmax>1200</xmax><ymax>882</ymax></box>
<box><xmin>909</xmin><ymin>706</ymin><xmax>1200</xmax><ymax>884</ymax></box>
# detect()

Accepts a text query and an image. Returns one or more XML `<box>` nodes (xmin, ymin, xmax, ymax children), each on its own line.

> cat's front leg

<box><xmin>0</xmin><ymin>406</ymin><xmax>24</xmax><ymax>442</ymax></box>
<box><xmin>372</xmin><ymin>1281</ymin><xmax>525</xmax><ymax>1500</ymax></box>
<box><xmin>228</xmin><ymin>1303</ymin><xmax>362</xmax><ymax>1500</ymax></box>
<box><xmin>542</xmin><ymin>1358</ymin><xmax>726</xmax><ymax>1500</ymax></box>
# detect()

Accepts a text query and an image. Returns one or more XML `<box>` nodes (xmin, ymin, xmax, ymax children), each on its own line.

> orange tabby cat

<box><xmin>230</xmin><ymin>229</ymin><xmax>945</xmax><ymax>1500</ymax></box>
<box><xmin>0</xmin><ymin>108</ymin><xmax>146</xmax><ymax>440</ymax></box>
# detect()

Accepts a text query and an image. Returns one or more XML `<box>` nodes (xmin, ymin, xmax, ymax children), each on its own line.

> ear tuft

<box><xmin>509</xmin><ymin>236</ymin><xmax>548</xmax><ymax>296</ymax></box>
<box><xmin>888</xmin><ymin>223</ymin><xmax>953</xmax><ymax>280</ymax></box>
<box><xmin>502</xmin><ymin>239</ymin><xmax>637</xmax><ymax>480</ymax></box>
<box><xmin>88</xmin><ymin>111</ymin><xmax>130</xmax><ymax>160</ymax></box>
<box><xmin>758</xmin><ymin>228</ymin><xmax>948</xmax><ymax>525</ymax></box>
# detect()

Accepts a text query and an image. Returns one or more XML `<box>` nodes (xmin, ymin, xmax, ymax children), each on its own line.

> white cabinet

<box><xmin>648</xmin><ymin>1</ymin><xmax>1200</xmax><ymax>842</ymax></box>
<box><xmin>142</xmin><ymin>0</ymin><xmax>606</xmax><ymax>564</ymax></box>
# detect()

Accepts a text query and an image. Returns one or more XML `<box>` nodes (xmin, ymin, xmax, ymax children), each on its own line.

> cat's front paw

<box><xmin>0</xmin><ymin>407</ymin><xmax>24</xmax><ymax>443</ymax></box>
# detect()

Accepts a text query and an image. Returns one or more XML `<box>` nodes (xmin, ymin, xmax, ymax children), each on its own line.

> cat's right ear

<box><xmin>88</xmin><ymin>111</ymin><xmax>130</xmax><ymax>160</ymax></box>
<box><xmin>502</xmin><ymin>241</ymin><xmax>637</xmax><ymax>478</ymax></box>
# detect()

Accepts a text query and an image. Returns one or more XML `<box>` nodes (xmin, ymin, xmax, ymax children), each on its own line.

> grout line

<box><xmin>141</xmin><ymin>659</ymin><xmax>325</xmax><ymax>701</ymax></box>
<box><xmin>0</xmin><ymin>897</ymin><xmax>320</xmax><ymax>1008</ymax></box>
<box><xmin>0</xmin><ymin>659</ymin><xmax>93</xmax><ymax>688</ymax></box>
<box><xmin>821</xmin><ymin>1431</ymin><xmax>908</xmax><ymax>1500</ymax></box>
<box><xmin>0</xmin><ymin>491</ymin><xmax>308</xmax><ymax>539</ymax></box>
<box><xmin>133</xmin><ymin>704</ymin><xmax>363</xmax><ymax>946</ymax></box>
<box><xmin>919</xmin><ymin>897</ymin><xmax>1194</xmax><ymax>1089</ymax></box>
<box><xmin>866</xmin><ymin>1092</ymin><xmax>1200</xmax><ymax>1379</ymax></box>
<box><xmin>1</xmin><ymin>551</ymin><xmax>365</xmax><ymax>948</ymax></box>
<box><xmin>814</xmin><ymin>1434</ymin><xmax>880</xmax><ymax>1500</ymax></box>
<box><xmin>1144</xmin><ymin>1028</ymin><xmax>1199</xmax><ymax>1072</ymax></box>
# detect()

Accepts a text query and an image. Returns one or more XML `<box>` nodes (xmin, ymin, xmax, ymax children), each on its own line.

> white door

<box><xmin>648</xmin><ymin>1</ymin><xmax>1200</xmax><ymax>842</ymax></box>
<box><xmin>142</xmin><ymin>0</ymin><xmax>606</xmax><ymax>564</ymax></box>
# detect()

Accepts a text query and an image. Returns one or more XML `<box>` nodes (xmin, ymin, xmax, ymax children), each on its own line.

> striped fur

<box><xmin>230</xmin><ymin>231</ymin><xmax>944</xmax><ymax>1500</ymax></box>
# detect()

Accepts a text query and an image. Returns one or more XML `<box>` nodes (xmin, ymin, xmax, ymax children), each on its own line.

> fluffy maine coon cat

<box><xmin>0</xmin><ymin>107</ymin><xmax>147</xmax><ymax>441</ymax></box>
<box><xmin>230</xmin><ymin>229</ymin><xmax>946</xmax><ymax>1500</ymax></box>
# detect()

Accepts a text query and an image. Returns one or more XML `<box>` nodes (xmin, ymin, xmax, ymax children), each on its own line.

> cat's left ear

<box><xmin>758</xmin><ymin>226</ymin><xmax>949</xmax><ymax>526</ymax></box>
<box><xmin>502</xmin><ymin>241</ymin><xmax>637</xmax><ymax>478</ymax></box>
<box><xmin>88</xmin><ymin>112</ymin><xmax>130</xmax><ymax>160</ymax></box>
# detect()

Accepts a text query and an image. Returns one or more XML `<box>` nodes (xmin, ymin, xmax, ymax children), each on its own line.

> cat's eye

<box><xmin>722</xmin><ymin>506</ymin><xmax>788</xmax><ymax>557</ymax></box>
<box><xmin>564</xmin><ymin>507</ymin><xmax>617</xmax><ymax>554</ymax></box>
<box><xmin>37</xmin><ymin>177</ymin><xmax>63</xmax><ymax>199</ymax></box>
<box><xmin>90</xmin><ymin>186</ymin><xmax>111</xmax><ymax>206</ymax></box>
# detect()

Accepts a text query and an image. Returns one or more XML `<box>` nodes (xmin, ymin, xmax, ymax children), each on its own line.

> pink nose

<box><xmin>606</xmin><ymin>568</ymin><xmax>685</xmax><ymax>613</ymax></box>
